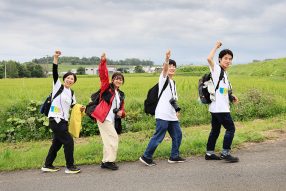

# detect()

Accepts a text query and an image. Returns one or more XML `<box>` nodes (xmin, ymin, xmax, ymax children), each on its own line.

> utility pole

<box><xmin>4</xmin><ymin>62</ymin><xmax>7</xmax><ymax>79</ymax></box>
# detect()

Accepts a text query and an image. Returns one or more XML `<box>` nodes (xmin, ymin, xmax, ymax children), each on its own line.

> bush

<box><xmin>0</xmin><ymin>87</ymin><xmax>285</xmax><ymax>142</ymax></box>
<box><xmin>232</xmin><ymin>89</ymin><xmax>286</xmax><ymax>121</ymax></box>
<box><xmin>0</xmin><ymin>100</ymin><xmax>51</xmax><ymax>142</ymax></box>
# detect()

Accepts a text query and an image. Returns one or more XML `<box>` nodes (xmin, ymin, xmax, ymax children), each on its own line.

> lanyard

<box><xmin>169</xmin><ymin>80</ymin><xmax>177</xmax><ymax>99</ymax></box>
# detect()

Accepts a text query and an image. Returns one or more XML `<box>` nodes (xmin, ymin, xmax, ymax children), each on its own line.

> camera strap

<box><xmin>169</xmin><ymin>80</ymin><xmax>177</xmax><ymax>99</ymax></box>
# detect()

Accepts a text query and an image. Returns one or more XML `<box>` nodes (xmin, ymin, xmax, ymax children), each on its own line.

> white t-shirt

<box><xmin>48</xmin><ymin>79</ymin><xmax>76</xmax><ymax>121</ymax></box>
<box><xmin>155</xmin><ymin>72</ymin><xmax>178</xmax><ymax>121</ymax></box>
<box><xmin>209</xmin><ymin>63</ymin><xmax>230</xmax><ymax>113</ymax></box>
<box><xmin>105</xmin><ymin>90</ymin><xmax>120</xmax><ymax>123</ymax></box>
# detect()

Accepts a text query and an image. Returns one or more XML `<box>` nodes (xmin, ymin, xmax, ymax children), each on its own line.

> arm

<box><xmin>207</xmin><ymin>41</ymin><xmax>222</xmax><ymax>71</ymax></box>
<box><xmin>98</xmin><ymin>53</ymin><xmax>110</xmax><ymax>92</ymax></box>
<box><xmin>52</xmin><ymin>50</ymin><xmax>61</xmax><ymax>84</ymax></box>
<box><xmin>162</xmin><ymin>49</ymin><xmax>171</xmax><ymax>78</ymax></box>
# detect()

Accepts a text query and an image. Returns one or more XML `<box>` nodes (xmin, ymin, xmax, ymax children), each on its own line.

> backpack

<box><xmin>85</xmin><ymin>90</ymin><xmax>100</xmax><ymax>119</ymax></box>
<box><xmin>40</xmin><ymin>85</ymin><xmax>74</xmax><ymax>116</ymax></box>
<box><xmin>198</xmin><ymin>67</ymin><xmax>224</xmax><ymax>104</ymax></box>
<box><xmin>144</xmin><ymin>77</ymin><xmax>169</xmax><ymax>115</ymax></box>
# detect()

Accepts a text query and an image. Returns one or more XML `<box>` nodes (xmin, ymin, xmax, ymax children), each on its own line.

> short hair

<box><xmin>169</xmin><ymin>59</ymin><xmax>177</xmax><ymax>68</ymax></box>
<box><xmin>112</xmin><ymin>72</ymin><xmax>125</xmax><ymax>84</ymax></box>
<box><xmin>218</xmin><ymin>49</ymin><xmax>233</xmax><ymax>62</ymax></box>
<box><xmin>63</xmin><ymin>72</ymin><xmax>77</xmax><ymax>83</ymax></box>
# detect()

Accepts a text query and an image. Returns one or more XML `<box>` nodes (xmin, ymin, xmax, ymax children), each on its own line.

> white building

<box><xmin>85</xmin><ymin>67</ymin><xmax>117</xmax><ymax>75</ymax></box>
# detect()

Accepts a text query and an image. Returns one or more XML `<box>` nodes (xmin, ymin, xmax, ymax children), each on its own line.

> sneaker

<box><xmin>65</xmin><ymin>166</ymin><xmax>81</xmax><ymax>174</ymax></box>
<box><xmin>220</xmin><ymin>154</ymin><xmax>239</xmax><ymax>163</ymax></box>
<box><xmin>41</xmin><ymin>165</ymin><xmax>60</xmax><ymax>172</ymax></box>
<box><xmin>139</xmin><ymin>156</ymin><xmax>156</xmax><ymax>166</ymax></box>
<box><xmin>168</xmin><ymin>156</ymin><xmax>186</xmax><ymax>163</ymax></box>
<box><xmin>101</xmin><ymin>162</ymin><xmax>119</xmax><ymax>170</ymax></box>
<box><xmin>205</xmin><ymin>153</ymin><xmax>222</xmax><ymax>160</ymax></box>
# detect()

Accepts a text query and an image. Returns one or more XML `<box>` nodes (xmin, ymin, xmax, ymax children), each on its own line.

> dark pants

<box><xmin>206</xmin><ymin>113</ymin><xmax>235</xmax><ymax>151</ymax></box>
<box><xmin>44</xmin><ymin>118</ymin><xmax>74</xmax><ymax>168</ymax></box>
<box><xmin>144</xmin><ymin>119</ymin><xmax>182</xmax><ymax>159</ymax></box>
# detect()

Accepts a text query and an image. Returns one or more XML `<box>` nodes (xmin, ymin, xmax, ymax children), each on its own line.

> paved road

<box><xmin>1</xmin><ymin>138</ymin><xmax>286</xmax><ymax>191</ymax></box>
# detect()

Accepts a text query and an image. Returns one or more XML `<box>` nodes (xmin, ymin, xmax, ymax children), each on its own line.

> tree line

<box><xmin>0</xmin><ymin>56</ymin><xmax>155</xmax><ymax>78</ymax></box>
<box><xmin>0</xmin><ymin>61</ymin><xmax>45</xmax><ymax>78</ymax></box>
<box><xmin>32</xmin><ymin>56</ymin><xmax>154</xmax><ymax>66</ymax></box>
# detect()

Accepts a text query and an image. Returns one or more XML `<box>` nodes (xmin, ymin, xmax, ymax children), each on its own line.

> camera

<box><xmin>228</xmin><ymin>89</ymin><xmax>235</xmax><ymax>103</ymax></box>
<box><xmin>113</xmin><ymin>108</ymin><xmax>121</xmax><ymax>119</ymax></box>
<box><xmin>169</xmin><ymin>98</ymin><xmax>181</xmax><ymax>112</ymax></box>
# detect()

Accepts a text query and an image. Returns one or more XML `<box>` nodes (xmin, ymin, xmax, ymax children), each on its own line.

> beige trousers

<box><xmin>97</xmin><ymin>120</ymin><xmax>119</xmax><ymax>162</ymax></box>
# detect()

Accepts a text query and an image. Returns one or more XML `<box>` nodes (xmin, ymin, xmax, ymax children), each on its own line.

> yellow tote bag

<box><xmin>69</xmin><ymin>104</ymin><xmax>85</xmax><ymax>138</ymax></box>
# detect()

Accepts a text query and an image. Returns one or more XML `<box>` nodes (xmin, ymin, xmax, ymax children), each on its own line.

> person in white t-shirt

<box><xmin>140</xmin><ymin>50</ymin><xmax>185</xmax><ymax>166</ymax></box>
<box><xmin>41</xmin><ymin>50</ymin><xmax>85</xmax><ymax>174</ymax></box>
<box><xmin>205</xmin><ymin>41</ymin><xmax>239</xmax><ymax>163</ymax></box>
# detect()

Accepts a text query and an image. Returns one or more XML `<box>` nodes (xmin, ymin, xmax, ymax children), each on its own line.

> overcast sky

<box><xmin>1</xmin><ymin>0</ymin><xmax>285</xmax><ymax>65</ymax></box>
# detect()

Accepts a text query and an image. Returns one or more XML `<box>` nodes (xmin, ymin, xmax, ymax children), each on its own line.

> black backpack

<box><xmin>40</xmin><ymin>85</ymin><xmax>74</xmax><ymax>116</ymax></box>
<box><xmin>144</xmin><ymin>77</ymin><xmax>169</xmax><ymax>115</ymax></box>
<box><xmin>85</xmin><ymin>90</ymin><xmax>100</xmax><ymax>119</ymax></box>
<box><xmin>198</xmin><ymin>67</ymin><xmax>224</xmax><ymax>104</ymax></box>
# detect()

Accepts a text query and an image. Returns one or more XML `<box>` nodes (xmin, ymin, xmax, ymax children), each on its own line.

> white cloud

<box><xmin>0</xmin><ymin>0</ymin><xmax>285</xmax><ymax>64</ymax></box>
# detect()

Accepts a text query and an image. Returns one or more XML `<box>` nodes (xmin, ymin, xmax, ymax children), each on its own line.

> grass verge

<box><xmin>0</xmin><ymin>114</ymin><xmax>285</xmax><ymax>171</ymax></box>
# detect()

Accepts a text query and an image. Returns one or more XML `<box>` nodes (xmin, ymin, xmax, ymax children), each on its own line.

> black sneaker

<box><xmin>101</xmin><ymin>162</ymin><xmax>119</xmax><ymax>170</ymax></box>
<box><xmin>205</xmin><ymin>154</ymin><xmax>222</xmax><ymax>160</ymax></box>
<box><xmin>168</xmin><ymin>156</ymin><xmax>186</xmax><ymax>163</ymax></box>
<box><xmin>41</xmin><ymin>165</ymin><xmax>60</xmax><ymax>172</ymax></box>
<box><xmin>139</xmin><ymin>156</ymin><xmax>156</xmax><ymax>166</ymax></box>
<box><xmin>220</xmin><ymin>154</ymin><xmax>239</xmax><ymax>163</ymax></box>
<box><xmin>65</xmin><ymin>166</ymin><xmax>81</xmax><ymax>174</ymax></box>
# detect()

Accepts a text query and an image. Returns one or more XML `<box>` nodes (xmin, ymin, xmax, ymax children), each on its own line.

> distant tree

<box><xmin>33</xmin><ymin>65</ymin><xmax>44</xmax><ymax>77</ymax></box>
<box><xmin>117</xmin><ymin>68</ymin><xmax>129</xmax><ymax>73</ymax></box>
<box><xmin>6</xmin><ymin>61</ymin><xmax>19</xmax><ymax>78</ymax></box>
<box><xmin>77</xmin><ymin>67</ymin><xmax>86</xmax><ymax>75</ymax></box>
<box><xmin>0</xmin><ymin>64</ymin><xmax>4</xmax><ymax>78</ymax></box>
<box><xmin>134</xmin><ymin>65</ymin><xmax>145</xmax><ymax>73</ymax></box>
<box><xmin>27</xmin><ymin>63</ymin><xmax>45</xmax><ymax>77</ymax></box>
<box><xmin>30</xmin><ymin>55</ymin><xmax>153</xmax><ymax>66</ymax></box>
<box><xmin>17</xmin><ymin>63</ymin><xmax>31</xmax><ymax>77</ymax></box>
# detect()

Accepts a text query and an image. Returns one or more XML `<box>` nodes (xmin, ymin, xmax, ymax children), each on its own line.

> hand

<box><xmin>53</xmin><ymin>50</ymin><xmax>61</xmax><ymax>64</ymax></box>
<box><xmin>215</xmin><ymin>41</ymin><xmax>222</xmax><ymax>49</ymax></box>
<box><xmin>232</xmin><ymin>95</ymin><xmax>239</xmax><ymax>104</ymax></box>
<box><xmin>117</xmin><ymin>110</ymin><xmax>123</xmax><ymax>117</ymax></box>
<box><xmin>176</xmin><ymin>112</ymin><xmax>180</xmax><ymax>119</ymax></box>
<box><xmin>101</xmin><ymin>52</ymin><xmax>106</xmax><ymax>61</ymax></box>
<box><xmin>165</xmin><ymin>49</ymin><xmax>171</xmax><ymax>62</ymax></box>
<box><xmin>80</xmin><ymin>106</ymin><xmax>86</xmax><ymax>112</ymax></box>
<box><xmin>54</xmin><ymin>50</ymin><xmax>61</xmax><ymax>58</ymax></box>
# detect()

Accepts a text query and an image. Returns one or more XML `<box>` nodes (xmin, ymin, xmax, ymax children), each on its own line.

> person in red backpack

<box><xmin>91</xmin><ymin>53</ymin><xmax>126</xmax><ymax>170</ymax></box>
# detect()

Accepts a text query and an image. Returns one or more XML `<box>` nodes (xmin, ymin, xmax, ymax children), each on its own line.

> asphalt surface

<box><xmin>1</xmin><ymin>138</ymin><xmax>286</xmax><ymax>191</ymax></box>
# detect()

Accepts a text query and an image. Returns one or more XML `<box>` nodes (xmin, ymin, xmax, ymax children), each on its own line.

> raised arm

<box><xmin>207</xmin><ymin>41</ymin><xmax>222</xmax><ymax>71</ymax></box>
<box><xmin>162</xmin><ymin>49</ymin><xmax>171</xmax><ymax>78</ymax></box>
<box><xmin>52</xmin><ymin>50</ymin><xmax>61</xmax><ymax>84</ymax></box>
<box><xmin>98</xmin><ymin>53</ymin><xmax>110</xmax><ymax>91</ymax></box>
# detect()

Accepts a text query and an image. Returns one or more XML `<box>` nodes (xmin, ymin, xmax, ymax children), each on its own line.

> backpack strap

<box><xmin>158</xmin><ymin>76</ymin><xmax>169</xmax><ymax>101</ymax></box>
<box><xmin>71</xmin><ymin>89</ymin><xmax>74</xmax><ymax>105</ymax></box>
<box><xmin>52</xmin><ymin>85</ymin><xmax>74</xmax><ymax>106</ymax></box>
<box><xmin>52</xmin><ymin>85</ymin><xmax>64</xmax><ymax>101</ymax></box>
<box><xmin>214</xmin><ymin>66</ymin><xmax>225</xmax><ymax>92</ymax></box>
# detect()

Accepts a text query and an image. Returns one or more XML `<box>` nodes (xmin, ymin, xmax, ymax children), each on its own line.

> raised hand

<box><xmin>53</xmin><ymin>50</ymin><xmax>61</xmax><ymax>64</ymax></box>
<box><xmin>101</xmin><ymin>52</ymin><xmax>106</xmax><ymax>61</ymax></box>
<box><xmin>165</xmin><ymin>49</ymin><xmax>171</xmax><ymax>62</ymax></box>
<box><xmin>215</xmin><ymin>41</ymin><xmax>222</xmax><ymax>49</ymax></box>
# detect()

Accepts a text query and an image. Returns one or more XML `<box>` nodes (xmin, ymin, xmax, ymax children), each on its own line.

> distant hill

<box><xmin>229</xmin><ymin>58</ymin><xmax>286</xmax><ymax>78</ymax></box>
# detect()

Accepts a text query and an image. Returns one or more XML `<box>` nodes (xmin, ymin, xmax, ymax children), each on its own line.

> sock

<box><xmin>206</xmin><ymin>151</ymin><xmax>215</xmax><ymax>155</ymax></box>
<box><xmin>222</xmin><ymin>149</ymin><xmax>230</xmax><ymax>156</ymax></box>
